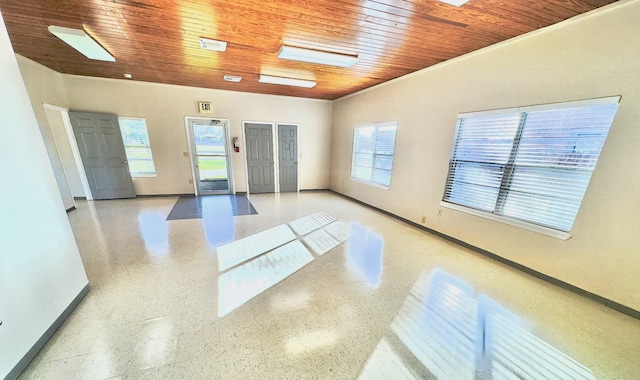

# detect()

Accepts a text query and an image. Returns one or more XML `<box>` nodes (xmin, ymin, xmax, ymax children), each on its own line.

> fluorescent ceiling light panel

<box><xmin>223</xmin><ymin>75</ymin><xmax>242</xmax><ymax>82</ymax></box>
<box><xmin>200</xmin><ymin>37</ymin><xmax>227</xmax><ymax>52</ymax></box>
<box><xmin>48</xmin><ymin>25</ymin><xmax>115</xmax><ymax>62</ymax></box>
<box><xmin>438</xmin><ymin>0</ymin><xmax>470</xmax><ymax>6</ymax></box>
<box><xmin>258</xmin><ymin>74</ymin><xmax>316</xmax><ymax>88</ymax></box>
<box><xmin>278</xmin><ymin>45</ymin><xmax>358</xmax><ymax>68</ymax></box>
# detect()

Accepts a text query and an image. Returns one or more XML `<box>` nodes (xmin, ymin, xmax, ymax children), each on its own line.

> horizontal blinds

<box><xmin>444</xmin><ymin>113</ymin><xmax>520</xmax><ymax>211</ymax></box>
<box><xmin>443</xmin><ymin>101</ymin><xmax>618</xmax><ymax>233</ymax></box>
<box><xmin>351</xmin><ymin>123</ymin><xmax>397</xmax><ymax>187</ymax></box>
<box><xmin>501</xmin><ymin>103</ymin><xmax>618</xmax><ymax>231</ymax></box>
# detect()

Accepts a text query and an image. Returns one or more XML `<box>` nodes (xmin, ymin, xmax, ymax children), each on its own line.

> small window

<box><xmin>118</xmin><ymin>117</ymin><xmax>156</xmax><ymax>176</ymax></box>
<box><xmin>443</xmin><ymin>97</ymin><xmax>620</xmax><ymax>238</ymax></box>
<box><xmin>351</xmin><ymin>122</ymin><xmax>398</xmax><ymax>188</ymax></box>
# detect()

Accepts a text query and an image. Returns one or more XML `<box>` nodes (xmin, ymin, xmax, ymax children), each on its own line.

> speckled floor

<box><xmin>18</xmin><ymin>192</ymin><xmax>640</xmax><ymax>379</ymax></box>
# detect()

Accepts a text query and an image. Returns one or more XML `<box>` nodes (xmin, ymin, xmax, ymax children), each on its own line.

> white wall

<box><xmin>0</xmin><ymin>12</ymin><xmax>89</xmax><ymax>378</ymax></box>
<box><xmin>16</xmin><ymin>56</ymin><xmax>74</xmax><ymax>209</ymax></box>
<box><xmin>62</xmin><ymin>76</ymin><xmax>333</xmax><ymax>195</ymax></box>
<box><xmin>331</xmin><ymin>1</ymin><xmax>640</xmax><ymax>311</ymax></box>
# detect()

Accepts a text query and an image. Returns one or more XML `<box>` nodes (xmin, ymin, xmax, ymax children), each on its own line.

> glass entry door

<box><xmin>189</xmin><ymin>119</ymin><xmax>232</xmax><ymax>195</ymax></box>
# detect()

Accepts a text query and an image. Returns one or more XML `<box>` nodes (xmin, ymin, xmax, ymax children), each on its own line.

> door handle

<box><xmin>123</xmin><ymin>160</ymin><xmax>128</xmax><ymax>164</ymax></box>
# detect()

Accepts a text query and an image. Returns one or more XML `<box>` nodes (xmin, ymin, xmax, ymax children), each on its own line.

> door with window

<box><xmin>188</xmin><ymin>119</ymin><xmax>233</xmax><ymax>195</ymax></box>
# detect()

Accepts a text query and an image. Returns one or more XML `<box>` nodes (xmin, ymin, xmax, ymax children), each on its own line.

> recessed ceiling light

<box><xmin>438</xmin><ymin>0</ymin><xmax>470</xmax><ymax>6</ymax></box>
<box><xmin>258</xmin><ymin>74</ymin><xmax>316</xmax><ymax>88</ymax></box>
<box><xmin>199</xmin><ymin>37</ymin><xmax>227</xmax><ymax>52</ymax></box>
<box><xmin>223</xmin><ymin>75</ymin><xmax>242</xmax><ymax>82</ymax></box>
<box><xmin>48</xmin><ymin>25</ymin><xmax>115</xmax><ymax>62</ymax></box>
<box><xmin>124</xmin><ymin>73</ymin><xmax>132</xmax><ymax>79</ymax></box>
<box><xmin>277</xmin><ymin>45</ymin><xmax>358</xmax><ymax>68</ymax></box>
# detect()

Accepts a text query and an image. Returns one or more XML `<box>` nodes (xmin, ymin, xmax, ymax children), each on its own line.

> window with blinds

<box><xmin>443</xmin><ymin>97</ymin><xmax>620</xmax><ymax>235</ymax></box>
<box><xmin>118</xmin><ymin>117</ymin><xmax>157</xmax><ymax>176</ymax></box>
<box><xmin>351</xmin><ymin>122</ymin><xmax>398</xmax><ymax>188</ymax></box>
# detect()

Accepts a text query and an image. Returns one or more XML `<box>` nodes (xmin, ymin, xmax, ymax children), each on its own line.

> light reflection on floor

<box><xmin>216</xmin><ymin>224</ymin><xmax>296</xmax><ymax>272</ymax></box>
<box><xmin>201</xmin><ymin>195</ymin><xmax>235</xmax><ymax>248</ymax></box>
<box><xmin>217</xmin><ymin>240</ymin><xmax>314</xmax><ymax>317</ymax></box>
<box><xmin>137</xmin><ymin>212</ymin><xmax>169</xmax><ymax>255</ymax></box>
<box><xmin>346</xmin><ymin>223</ymin><xmax>383</xmax><ymax>288</ymax></box>
<box><xmin>216</xmin><ymin>212</ymin><xmax>385</xmax><ymax>317</ymax></box>
<box><xmin>361</xmin><ymin>269</ymin><xmax>596</xmax><ymax>380</ymax></box>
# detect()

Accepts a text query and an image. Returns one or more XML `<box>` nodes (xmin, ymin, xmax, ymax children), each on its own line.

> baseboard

<box><xmin>6</xmin><ymin>284</ymin><xmax>90</xmax><ymax>380</ymax></box>
<box><xmin>73</xmin><ymin>196</ymin><xmax>86</xmax><ymax>200</ymax></box>
<box><xmin>65</xmin><ymin>206</ymin><xmax>76</xmax><ymax>213</ymax></box>
<box><xmin>134</xmin><ymin>193</ymin><xmax>195</xmax><ymax>198</ymax></box>
<box><xmin>300</xmin><ymin>189</ymin><xmax>330</xmax><ymax>192</ymax></box>
<box><xmin>329</xmin><ymin>190</ymin><xmax>640</xmax><ymax>321</ymax></box>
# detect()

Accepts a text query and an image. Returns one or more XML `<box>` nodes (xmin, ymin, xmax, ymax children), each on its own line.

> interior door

<box><xmin>189</xmin><ymin>119</ymin><xmax>233</xmax><ymax>195</ymax></box>
<box><xmin>278</xmin><ymin>124</ymin><xmax>298</xmax><ymax>192</ymax></box>
<box><xmin>244</xmin><ymin>122</ymin><xmax>275</xmax><ymax>193</ymax></box>
<box><xmin>68</xmin><ymin>111</ymin><xmax>136</xmax><ymax>200</ymax></box>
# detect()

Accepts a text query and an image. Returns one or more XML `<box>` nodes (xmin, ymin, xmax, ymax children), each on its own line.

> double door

<box><xmin>244</xmin><ymin>122</ymin><xmax>298</xmax><ymax>194</ymax></box>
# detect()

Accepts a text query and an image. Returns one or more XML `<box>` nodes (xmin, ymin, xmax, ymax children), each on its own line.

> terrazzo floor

<box><xmin>18</xmin><ymin>191</ymin><xmax>640</xmax><ymax>379</ymax></box>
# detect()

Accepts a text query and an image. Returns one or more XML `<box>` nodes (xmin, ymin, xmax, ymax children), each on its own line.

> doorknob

<box><xmin>123</xmin><ymin>160</ymin><xmax>128</xmax><ymax>164</ymax></box>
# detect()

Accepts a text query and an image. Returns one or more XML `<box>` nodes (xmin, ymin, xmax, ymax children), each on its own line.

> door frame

<box><xmin>184</xmin><ymin>116</ymin><xmax>235</xmax><ymax>196</ymax></box>
<box><xmin>43</xmin><ymin>103</ymin><xmax>94</xmax><ymax>200</ymax></box>
<box><xmin>242</xmin><ymin>120</ymin><xmax>278</xmax><ymax>194</ymax></box>
<box><xmin>276</xmin><ymin>123</ymin><xmax>300</xmax><ymax>193</ymax></box>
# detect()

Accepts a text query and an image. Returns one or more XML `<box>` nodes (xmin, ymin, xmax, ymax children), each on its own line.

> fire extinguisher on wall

<box><xmin>233</xmin><ymin>137</ymin><xmax>240</xmax><ymax>153</ymax></box>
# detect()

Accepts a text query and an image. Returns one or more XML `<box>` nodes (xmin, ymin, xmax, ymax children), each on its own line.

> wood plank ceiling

<box><xmin>0</xmin><ymin>0</ymin><xmax>616</xmax><ymax>100</ymax></box>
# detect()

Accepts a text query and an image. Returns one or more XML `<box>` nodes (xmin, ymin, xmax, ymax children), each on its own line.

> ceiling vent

<box><xmin>223</xmin><ymin>75</ymin><xmax>242</xmax><ymax>82</ymax></box>
<box><xmin>199</xmin><ymin>37</ymin><xmax>227</xmax><ymax>52</ymax></box>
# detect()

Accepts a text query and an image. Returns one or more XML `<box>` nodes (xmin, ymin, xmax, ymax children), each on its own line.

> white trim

<box><xmin>44</xmin><ymin>104</ymin><xmax>94</xmax><ymax>201</ymax></box>
<box><xmin>440</xmin><ymin>201</ymin><xmax>572</xmax><ymax>240</ymax></box>
<box><xmin>42</xmin><ymin>104</ymin><xmax>76</xmax><ymax>209</ymax></box>
<box><xmin>458</xmin><ymin>108</ymin><xmax>520</xmax><ymax>118</ymax></box>
<box><xmin>518</xmin><ymin>96</ymin><xmax>621</xmax><ymax>113</ymax></box>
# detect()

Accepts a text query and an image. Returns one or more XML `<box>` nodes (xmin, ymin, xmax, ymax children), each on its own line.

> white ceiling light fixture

<box><xmin>258</xmin><ymin>74</ymin><xmax>316</xmax><ymax>88</ymax></box>
<box><xmin>223</xmin><ymin>75</ymin><xmax>242</xmax><ymax>82</ymax></box>
<box><xmin>437</xmin><ymin>0</ymin><xmax>470</xmax><ymax>6</ymax></box>
<box><xmin>277</xmin><ymin>45</ymin><xmax>358</xmax><ymax>68</ymax></box>
<box><xmin>200</xmin><ymin>37</ymin><xmax>227</xmax><ymax>52</ymax></box>
<box><xmin>48</xmin><ymin>25</ymin><xmax>115</xmax><ymax>62</ymax></box>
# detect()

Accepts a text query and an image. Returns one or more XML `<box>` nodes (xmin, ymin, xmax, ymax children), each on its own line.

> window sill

<box><xmin>351</xmin><ymin>178</ymin><xmax>390</xmax><ymax>190</ymax></box>
<box><xmin>131</xmin><ymin>173</ymin><xmax>157</xmax><ymax>178</ymax></box>
<box><xmin>439</xmin><ymin>201</ymin><xmax>571</xmax><ymax>240</ymax></box>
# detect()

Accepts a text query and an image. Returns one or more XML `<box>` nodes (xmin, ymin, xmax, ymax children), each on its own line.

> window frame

<box><xmin>118</xmin><ymin>117</ymin><xmax>157</xmax><ymax>177</ymax></box>
<box><xmin>441</xmin><ymin>96</ymin><xmax>620</xmax><ymax>240</ymax></box>
<box><xmin>351</xmin><ymin>121</ymin><xmax>398</xmax><ymax>189</ymax></box>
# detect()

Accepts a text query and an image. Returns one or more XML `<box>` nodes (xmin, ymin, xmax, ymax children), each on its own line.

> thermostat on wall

<box><xmin>198</xmin><ymin>101</ymin><xmax>213</xmax><ymax>114</ymax></box>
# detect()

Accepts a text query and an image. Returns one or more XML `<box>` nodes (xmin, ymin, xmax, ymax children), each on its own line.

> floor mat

<box><xmin>166</xmin><ymin>194</ymin><xmax>257</xmax><ymax>220</ymax></box>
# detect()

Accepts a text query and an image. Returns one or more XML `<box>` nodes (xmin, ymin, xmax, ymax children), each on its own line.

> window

<box><xmin>443</xmin><ymin>97</ymin><xmax>620</xmax><ymax>238</ymax></box>
<box><xmin>118</xmin><ymin>117</ymin><xmax>156</xmax><ymax>176</ymax></box>
<box><xmin>351</xmin><ymin>122</ymin><xmax>398</xmax><ymax>188</ymax></box>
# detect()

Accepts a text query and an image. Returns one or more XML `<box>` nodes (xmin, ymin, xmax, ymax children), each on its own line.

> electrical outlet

<box><xmin>437</xmin><ymin>209</ymin><xmax>442</xmax><ymax>217</ymax></box>
<box><xmin>421</xmin><ymin>216</ymin><xmax>426</xmax><ymax>223</ymax></box>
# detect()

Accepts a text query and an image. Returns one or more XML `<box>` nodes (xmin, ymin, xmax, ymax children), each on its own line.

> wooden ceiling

<box><xmin>0</xmin><ymin>0</ymin><xmax>616</xmax><ymax>100</ymax></box>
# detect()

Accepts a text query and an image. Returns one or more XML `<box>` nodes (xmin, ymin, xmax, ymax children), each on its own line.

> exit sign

<box><xmin>198</xmin><ymin>102</ymin><xmax>213</xmax><ymax>114</ymax></box>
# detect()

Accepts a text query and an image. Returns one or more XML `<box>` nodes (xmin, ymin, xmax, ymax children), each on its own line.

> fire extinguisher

<box><xmin>233</xmin><ymin>137</ymin><xmax>240</xmax><ymax>153</ymax></box>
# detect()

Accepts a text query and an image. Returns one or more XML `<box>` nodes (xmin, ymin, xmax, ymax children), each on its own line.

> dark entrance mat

<box><xmin>166</xmin><ymin>195</ymin><xmax>257</xmax><ymax>220</ymax></box>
